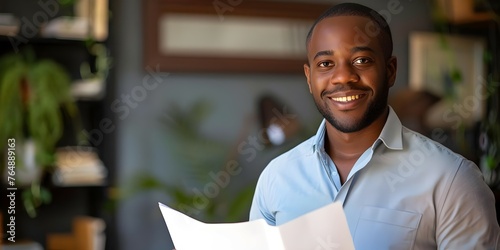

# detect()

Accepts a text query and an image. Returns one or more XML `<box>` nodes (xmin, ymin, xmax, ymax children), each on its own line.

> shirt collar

<box><xmin>377</xmin><ymin>106</ymin><xmax>403</xmax><ymax>150</ymax></box>
<box><xmin>312</xmin><ymin>119</ymin><xmax>327</xmax><ymax>153</ymax></box>
<box><xmin>311</xmin><ymin>106</ymin><xmax>403</xmax><ymax>153</ymax></box>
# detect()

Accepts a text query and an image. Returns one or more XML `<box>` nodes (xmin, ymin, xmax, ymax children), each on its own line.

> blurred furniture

<box><xmin>437</xmin><ymin>0</ymin><xmax>498</xmax><ymax>24</ymax></box>
<box><xmin>46</xmin><ymin>216</ymin><xmax>105</xmax><ymax>250</ymax></box>
<box><xmin>0</xmin><ymin>0</ymin><xmax>111</xmax><ymax>248</ymax></box>
<box><xmin>2</xmin><ymin>243</ymin><xmax>43</xmax><ymax>250</ymax></box>
<box><xmin>389</xmin><ymin>88</ymin><xmax>441</xmax><ymax>135</ymax></box>
<box><xmin>258</xmin><ymin>95</ymin><xmax>301</xmax><ymax>146</ymax></box>
<box><xmin>1</xmin><ymin>212</ymin><xmax>44</xmax><ymax>250</ymax></box>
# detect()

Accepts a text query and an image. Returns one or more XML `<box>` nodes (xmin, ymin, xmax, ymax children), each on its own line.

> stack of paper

<box><xmin>158</xmin><ymin>202</ymin><xmax>354</xmax><ymax>250</ymax></box>
<box><xmin>0</xmin><ymin>14</ymin><xmax>20</xmax><ymax>36</ymax></box>
<box><xmin>53</xmin><ymin>147</ymin><xmax>107</xmax><ymax>186</ymax></box>
<box><xmin>40</xmin><ymin>0</ymin><xmax>108</xmax><ymax>41</ymax></box>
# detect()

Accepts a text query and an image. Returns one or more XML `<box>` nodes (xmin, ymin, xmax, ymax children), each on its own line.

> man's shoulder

<box><xmin>263</xmin><ymin>136</ymin><xmax>316</xmax><ymax>172</ymax></box>
<box><xmin>260</xmin><ymin>136</ymin><xmax>315</xmax><ymax>185</ymax></box>
<box><xmin>274</xmin><ymin>136</ymin><xmax>315</xmax><ymax>162</ymax></box>
<box><xmin>400</xmin><ymin>126</ymin><xmax>472</xmax><ymax>168</ymax></box>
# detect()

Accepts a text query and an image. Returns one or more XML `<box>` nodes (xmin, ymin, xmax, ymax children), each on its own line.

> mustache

<box><xmin>321</xmin><ymin>84</ymin><xmax>370</xmax><ymax>97</ymax></box>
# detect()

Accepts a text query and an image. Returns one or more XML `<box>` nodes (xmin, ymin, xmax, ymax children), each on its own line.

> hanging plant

<box><xmin>0</xmin><ymin>48</ymin><xmax>79</xmax><ymax>217</ymax></box>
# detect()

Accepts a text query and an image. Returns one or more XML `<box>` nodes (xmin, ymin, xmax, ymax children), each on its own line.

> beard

<box><xmin>313</xmin><ymin>78</ymin><xmax>389</xmax><ymax>133</ymax></box>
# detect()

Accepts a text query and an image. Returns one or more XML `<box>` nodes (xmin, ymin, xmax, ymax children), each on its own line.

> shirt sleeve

<box><xmin>249</xmin><ymin>165</ymin><xmax>276</xmax><ymax>226</ymax></box>
<box><xmin>436</xmin><ymin>159</ymin><xmax>500</xmax><ymax>249</ymax></box>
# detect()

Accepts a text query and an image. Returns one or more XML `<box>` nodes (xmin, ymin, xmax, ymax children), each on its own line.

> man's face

<box><xmin>304</xmin><ymin>16</ymin><xmax>397</xmax><ymax>133</ymax></box>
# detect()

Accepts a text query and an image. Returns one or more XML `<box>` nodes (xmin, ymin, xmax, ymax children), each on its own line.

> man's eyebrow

<box><xmin>312</xmin><ymin>47</ymin><xmax>374</xmax><ymax>60</ymax></box>
<box><xmin>313</xmin><ymin>50</ymin><xmax>333</xmax><ymax>60</ymax></box>
<box><xmin>351</xmin><ymin>46</ymin><xmax>375</xmax><ymax>53</ymax></box>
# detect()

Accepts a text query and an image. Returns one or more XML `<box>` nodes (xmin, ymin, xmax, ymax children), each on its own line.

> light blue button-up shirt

<box><xmin>250</xmin><ymin>107</ymin><xmax>500</xmax><ymax>249</ymax></box>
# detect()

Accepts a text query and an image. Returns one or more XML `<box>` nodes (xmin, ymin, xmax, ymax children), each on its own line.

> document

<box><xmin>158</xmin><ymin>202</ymin><xmax>354</xmax><ymax>250</ymax></box>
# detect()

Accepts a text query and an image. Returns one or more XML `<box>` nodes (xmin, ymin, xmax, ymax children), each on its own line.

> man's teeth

<box><xmin>331</xmin><ymin>95</ymin><xmax>360</xmax><ymax>102</ymax></box>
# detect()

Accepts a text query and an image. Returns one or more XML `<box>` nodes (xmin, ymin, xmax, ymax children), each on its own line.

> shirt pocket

<box><xmin>354</xmin><ymin>206</ymin><xmax>422</xmax><ymax>250</ymax></box>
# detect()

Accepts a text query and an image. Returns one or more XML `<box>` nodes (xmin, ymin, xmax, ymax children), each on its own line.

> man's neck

<box><xmin>324</xmin><ymin>107</ymin><xmax>389</xmax><ymax>183</ymax></box>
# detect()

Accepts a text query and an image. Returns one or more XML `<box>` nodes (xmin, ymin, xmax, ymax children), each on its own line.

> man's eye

<box><xmin>318</xmin><ymin>61</ymin><xmax>332</xmax><ymax>67</ymax></box>
<box><xmin>353</xmin><ymin>58</ymin><xmax>372</xmax><ymax>65</ymax></box>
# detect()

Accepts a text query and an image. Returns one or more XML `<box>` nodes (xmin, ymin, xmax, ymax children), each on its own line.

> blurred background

<box><xmin>0</xmin><ymin>0</ymin><xmax>499</xmax><ymax>249</ymax></box>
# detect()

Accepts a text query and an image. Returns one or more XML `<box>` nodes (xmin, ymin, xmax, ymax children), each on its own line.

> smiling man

<box><xmin>249</xmin><ymin>3</ymin><xmax>500</xmax><ymax>249</ymax></box>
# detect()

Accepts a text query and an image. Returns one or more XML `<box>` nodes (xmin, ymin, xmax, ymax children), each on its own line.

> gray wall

<box><xmin>111</xmin><ymin>1</ymin><xmax>433</xmax><ymax>249</ymax></box>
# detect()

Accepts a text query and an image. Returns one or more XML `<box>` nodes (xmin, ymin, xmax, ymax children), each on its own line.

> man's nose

<box><xmin>330</xmin><ymin>63</ymin><xmax>359</xmax><ymax>85</ymax></box>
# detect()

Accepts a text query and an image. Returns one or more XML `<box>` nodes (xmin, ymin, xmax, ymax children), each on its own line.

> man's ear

<box><xmin>386</xmin><ymin>56</ymin><xmax>397</xmax><ymax>88</ymax></box>
<box><xmin>304</xmin><ymin>63</ymin><xmax>312</xmax><ymax>93</ymax></box>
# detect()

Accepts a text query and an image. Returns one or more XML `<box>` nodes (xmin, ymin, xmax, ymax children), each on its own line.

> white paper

<box><xmin>158</xmin><ymin>202</ymin><xmax>354</xmax><ymax>250</ymax></box>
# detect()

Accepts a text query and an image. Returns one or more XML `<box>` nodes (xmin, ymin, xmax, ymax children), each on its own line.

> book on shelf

<box><xmin>53</xmin><ymin>147</ymin><xmax>107</xmax><ymax>187</ymax></box>
<box><xmin>0</xmin><ymin>13</ymin><xmax>19</xmax><ymax>36</ymax></box>
<box><xmin>47</xmin><ymin>216</ymin><xmax>106</xmax><ymax>250</ymax></box>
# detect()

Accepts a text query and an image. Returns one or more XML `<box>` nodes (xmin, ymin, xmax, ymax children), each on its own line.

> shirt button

<box><xmin>332</xmin><ymin>172</ymin><xmax>338</xmax><ymax>176</ymax></box>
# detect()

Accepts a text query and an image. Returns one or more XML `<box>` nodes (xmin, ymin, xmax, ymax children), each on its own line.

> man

<box><xmin>249</xmin><ymin>3</ymin><xmax>500</xmax><ymax>249</ymax></box>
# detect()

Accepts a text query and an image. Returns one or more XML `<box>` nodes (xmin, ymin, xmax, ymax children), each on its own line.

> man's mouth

<box><xmin>330</xmin><ymin>94</ymin><xmax>360</xmax><ymax>103</ymax></box>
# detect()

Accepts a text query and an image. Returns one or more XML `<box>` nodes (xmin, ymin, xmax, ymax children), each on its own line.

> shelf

<box><xmin>436</xmin><ymin>0</ymin><xmax>497</xmax><ymax>24</ymax></box>
<box><xmin>0</xmin><ymin>1</ymin><xmax>111</xmax><ymax>249</ymax></box>
<box><xmin>0</xmin><ymin>35</ymin><xmax>108</xmax><ymax>101</ymax></box>
<box><xmin>71</xmin><ymin>78</ymin><xmax>107</xmax><ymax>101</ymax></box>
<box><xmin>0</xmin><ymin>0</ymin><xmax>108</xmax><ymax>42</ymax></box>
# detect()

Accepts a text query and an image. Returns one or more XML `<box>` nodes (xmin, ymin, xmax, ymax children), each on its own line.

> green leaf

<box><xmin>226</xmin><ymin>184</ymin><xmax>256</xmax><ymax>222</ymax></box>
<box><xmin>484</xmin><ymin>50</ymin><xmax>493</xmax><ymax>63</ymax></box>
<box><xmin>0</xmin><ymin>48</ymin><xmax>80</xmax><ymax>218</ymax></box>
<box><xmin>450</xmin><ymin>68</ymin><xmax>463</xmax><ymax>84</ymax></box>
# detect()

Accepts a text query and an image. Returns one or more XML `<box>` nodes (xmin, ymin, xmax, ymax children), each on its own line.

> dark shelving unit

<box><xmin>0</xmin><ymin>1</ymin><xmax>112</xmax><ymax>248</ymax></box>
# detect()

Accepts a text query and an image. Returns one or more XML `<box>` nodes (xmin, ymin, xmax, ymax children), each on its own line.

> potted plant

<box><xmin>0</xmin><ymin>48</ymin><xmax>79</xmax><ymax>217</ymax></box>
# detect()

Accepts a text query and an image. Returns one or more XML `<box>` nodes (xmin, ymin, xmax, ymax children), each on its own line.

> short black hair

<box><xmin>306</xmin><ymin>3</ymin><xmax>393</xmax><ymax>59</ymax></box>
